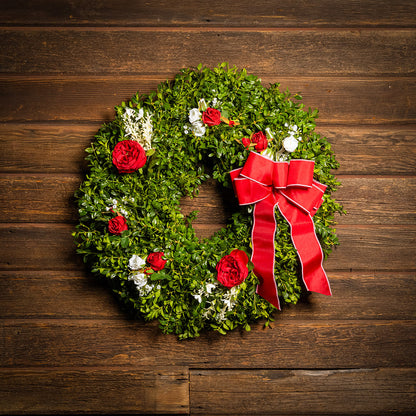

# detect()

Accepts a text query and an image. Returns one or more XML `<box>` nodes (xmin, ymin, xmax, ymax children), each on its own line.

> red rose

<box><xmin>108</xmin><ymin>215</ymin><xmax>128</xmax><ymax>235</ymax></box>
<box><xmin>242</xmin><ymin>131</ymin><xmax>268</xmax><ymax>151</ymax></box>
<box><xmin>242</xmin><ymin>137</ymin><xmax>251</xmax><ymax>149</ymax></box>
<box><xmin>147</xmin><ymin>252</ymin><xmax>167</xmax><ymax>271</ymax></box>
<box><xmin>112</xmin><ymin>140</ymin><xmax>146</xmax><ymax>173</ymax></box>
<box><xmin>216</xmin><ymin>249</ymin><xmax>249</xmax><ymax>288</ymax></box>
<box><xmin>202</xmin><ymin>107</ymin><xmax>221</xmax><ymax>126</ymax></box>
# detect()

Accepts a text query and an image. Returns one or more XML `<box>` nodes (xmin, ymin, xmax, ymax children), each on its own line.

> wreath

<box><xmin>73</xmin><ymin>63</ymin><xmax>343</xmax><ymax>339</ymax></box>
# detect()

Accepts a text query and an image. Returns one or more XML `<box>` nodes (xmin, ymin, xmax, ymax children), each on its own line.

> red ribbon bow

<box><xmin>230</xmin><ymin>152</ymin><xmax>332</xmax><ymax>309</ymax></box>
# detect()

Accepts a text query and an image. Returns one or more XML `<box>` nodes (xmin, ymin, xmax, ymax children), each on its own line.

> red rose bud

<box><xmin>147</xmin><ymin>252</ymin><xmax>167</xmax><ymax>271</ymax></box>
<box><xmin>251</xmin><ymin>131</ymin><xmax>268</xmax><ymax>151</ymax></box>
<box><xmin>202</xmin><ymin>107</ymin><xmax>221</xmax><ymax>126</ymax></box>
<box><xmin>216</xmin><ymin>249</ymin><xmax>249</xmax><ymax>289</ymax></box>
<box><xmin>242</xmin><ymin>137</ymin><xmax>251</xmax><ymax>149</ymax></box>
<box><xmin>112</xmin><ymin>140</ymin><xmax>147</xmax><ymax>173</ymax></box>
<box><xmin>108</xmin><ymin>215</ymin><xmax>128</xmax><ymax>235</ymax></box>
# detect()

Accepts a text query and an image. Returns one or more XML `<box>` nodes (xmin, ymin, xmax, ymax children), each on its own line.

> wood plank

<box><xmin>0</xmin><ymin>124</ymin><xmax>95</xmax><ymax>173</ymax></box>
<box><xmin>1</xmin><ymin>124</ymin><xmax>415</xmax><ymax>175</ymax></box>
<box><xmin>0</xmin><ymin>174</ymin><xmax>415</xmax><ymax>225</ymax></box>
<box><xmin>0</xmin><ymin>174</ymin><xmax>81</xmax><ymax>223</ymax></box>
<box><xmin>190</xmin><ymin>368</ymin><xmax>416</xmax><ymax>415</ymax></box>
<box><xmin>334</xmin><ymin>176</ymin><xmax>416</xmax><ymax>225</ymax></box>
<box><xmin>0</xmin><ymin>224</ymin><xmax>83</xmax><ymax>271</ymax></box>
<box><xmin>0</xmin><ymin>367</ymin><xmax>189</xmax><ymax>415</ymax></box>
<box><xmin>0</xmin><ymin>224</ymin><xmax>414</xmax><ymax>271</ymax></box>
<box><xmin>286</xmin><ymin>271</ymin><xmax>416</xmax><ymax>320</ymax></box>
<box><xmin>318</xmin><ymin>126</ymin><xmax>416</xmax><ymax>175</ymax></box>
<box><xmin>1</xmin><ymin>29</ymin><xmax>414</xmax><ymax>76</ymax></box>
<box><xmin>1</xmin><ymin>271</ymin><xmax>414</xmax><ymax>320</ymax></box>
<box><xmin>1</xmin><ymin>0</ymin><xmax>415</xmax><ymax>27</ymax></box>
<box><xmin>1</xmin><ymin>320</ymin><xmax>415</xmax><ymax>368</ymax></box>
<box><xmin>1</xmin><ymin>77</ymin><xmax>415</xmax><ymax>124</ymax></box>
<box><xmin>0</xmin><ymin>271</ymin><xmax>122</xmax><ymax>319</ymax></box>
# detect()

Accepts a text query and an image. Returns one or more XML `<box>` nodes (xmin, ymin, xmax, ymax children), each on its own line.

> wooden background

<box><xmin>1</xmin><ymin>1</ymin><xmax>415</xmax><ymax>414</ymax></box>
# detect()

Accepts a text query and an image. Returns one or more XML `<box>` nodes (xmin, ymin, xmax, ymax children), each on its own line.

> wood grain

<box><xmin>0</xmin><ymin>224</ymin><xmax>415</xmax><ymax>271</ymax></box>
<box><xmin>190</xmin><ymin>368</ymin><xmax>416</xmax><ymax>415</ymax></box>
<box><xmin>0</xmin><ymin>367</ymin><xmax>189</xmax><ymax>414</ymax></box>
<box><xmin>1</xmin><ymin>77</ymin><xmax>415</xmax><ymax>124</ymax></box>
<box><xmin>0</xmin><ymin>174</ymin><xmax>415</xmax><ymax>225</ymax></box>
<box><xmin>1</xmin><ymin>29</ymin><xmax>414</xmax><ymax>76</ymax></box>
<box><xmin>1</xmin><ymin>271</ymin><xmax>415</xmax><ymax>320</ymax></box>
<box><xmin>1</xmin><ymin>124</ymin><xmax>415</xmax><ymax>175</ymax></box>
<box><xmin>2</xmin><ymin>320</ymin><xmax>415</xmax><ymax>369</ymax></box>
<box><xmin>1</xmin><ymin>2</ymin><xmax>415</xmax><ymax>414</ymax></box>
<box><xmin>1</xmin><ymin>0</ymin><xmax>415</xmax><ymax>27</ymax></box>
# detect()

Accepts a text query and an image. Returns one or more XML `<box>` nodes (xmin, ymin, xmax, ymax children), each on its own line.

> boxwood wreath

<box><xmin>73</xmin><ymin>63</ymin><xmax>343</xmax><ymax>339</ymax></box>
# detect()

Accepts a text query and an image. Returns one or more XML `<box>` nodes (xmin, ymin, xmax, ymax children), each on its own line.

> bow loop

<box><xmin>286</xmin><ymin>159</ymin><xmax>314</xmax><ymax>188</ymax></box>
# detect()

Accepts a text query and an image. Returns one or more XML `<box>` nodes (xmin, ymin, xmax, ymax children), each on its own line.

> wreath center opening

<box><xmin>180</xmin><ymin>178</ymin><xmax>240</xmax><ymax>240</ymax></box>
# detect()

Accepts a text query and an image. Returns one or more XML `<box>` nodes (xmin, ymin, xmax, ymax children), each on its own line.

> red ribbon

<box><xmin>230</xmin><ymin>152</ymin><xmax>332</xmax><ymax>309</ymax></box>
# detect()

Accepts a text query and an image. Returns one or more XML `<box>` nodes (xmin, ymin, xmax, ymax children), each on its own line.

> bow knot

<box><xmin>230</xmin><ymin>152</ymin><xmax>331</xmax><ymax>309</ymax></box>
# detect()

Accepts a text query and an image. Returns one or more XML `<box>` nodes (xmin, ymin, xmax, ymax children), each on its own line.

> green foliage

<box><xmin>73</xmin><ymin>63</ymin><xmax>344</xmax><ymax>339</ymax></box>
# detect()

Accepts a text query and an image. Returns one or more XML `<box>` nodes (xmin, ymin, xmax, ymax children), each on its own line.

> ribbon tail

<box><xmin>277</xmin><ymin>196</ymin><xmax>332</xmax><ymax>296</ymax></box>
<box><xmin>251</xmin><ymin>196</ymin><xmax>281</xmax><ymax>309</ymax></box>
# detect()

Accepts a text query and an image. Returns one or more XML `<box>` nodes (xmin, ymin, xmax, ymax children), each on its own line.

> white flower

<box><xmin>193</xmin><ymin>293</ymin><xmax>203</xmax><ymax>303</ymax></box>
<box><xmin>191</xmin><ymin>120</ymin><xmax>206</xmax><ymax>137</ymax></box>
<box><xmin>128</xmin><ymin>272</ymin><xmax>154</xmax><ymax>296</ymax></box>
<box><xmin>128</xmin><ymin>255</ymin><xmax>146</xmax><ymax>270</ymax></box>
<box><xmin>121</xmin><ymin>107</ymin><xmax>153</xmax><ymax>151</ymax></box>
<box><xmin>188</xmin><ymin>108</ymin><xmax>201</xmax><ymax>124</ymax></box>
<box><xmin>198</xmin><ymin>98</ymin><xmax>208</xmax><ymax>112</ymax></box>
<box><xmin>128</xmin><ymin>272</ymin><xmax>147</xmax><ymax>287</ymax></box>
<box><xmin>283</xmin><ymin>135</ymin><xmax>299</xmax><ymax>152</ymax></box>
<box><xmin>140</xmin><ymin>112</ymin><xmax>153</xmax><ymax>150</ymax></box>
<box><xmin>205</xmin><ymin>283</ymin><xmax>216</xmax><ymax>294</ymax></box>
<box><xmin>211</xmin><ymin>97</ymin><xmax>219</xmax><ymax>108</ymax></box>
<box><xmin>265</xmin><ymin>127</ymin><xmax>274</xmax><ymax>139</ymax></box>
<box><xmin>262</xmin><ymin>147</ymin><xmax>276</xmax><ymax>161</ymax></box>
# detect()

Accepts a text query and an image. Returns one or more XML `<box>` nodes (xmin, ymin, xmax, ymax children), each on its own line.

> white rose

<box><xmin>283</xmin><ymin>135</ymin><xmax>299</xmax><ymax>152</ymax></box>
<box><xmin>129</xmin><ymin>272</ymin><xmax>147</xmax><ymax>288</ymax></box>
<box><xmin>128</xmin><ymin>255</ymin><xmax>146</xmax><ymax>270</ymax></box>
<box><xmin>189</xmin><ymin>108</ymin><xmax>201</xmax><ymax>124</ymax></box>
<box><xmin>191</xmin><ymin>120</ymin><xmax>206</xmax><ymax>137</ymax></box>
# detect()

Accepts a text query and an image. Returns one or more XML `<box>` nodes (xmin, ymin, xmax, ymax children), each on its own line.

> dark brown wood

<box><xmin>1</xmin><ymin>174</ymin><xmax>415</xmax><ymax>225</ymax></box>
<box><xmin>1</xmin><ymin>271</ymin><xmax>415</xmax><ymax>320</ymax></box>
<box><xmin>0</xmin><ymin>2</ymin><xmax>415</xmax><ymax>414</ymax></box>
<box><xmin>1</xmin><ymin>29</ymin><xmax>414</xmax><ymax>76</ymax></box>
<box><xmin>1</xmin><ymin>77</ymin><xmax>415</xmax><ymax>124</ymax></box>
<box><xmin>1</xmin><ymin>124</ymin><xmax>415</xmax><ymax>175</ymax></box>
<box><xmin>0</xmin><ymin>271</ymin><xmax>122</xmax><ymax>319</ymax></box>
<box><xmin>319</xmin><ymin>126</ymin><xmax>416</xmax><ymax>175</ymax></box>
<box><xmin>190</xmin><ymin>368</ymin><xmax>416</xmax><ymax>415</ymax></box>
<box><xmin>1</xmin><ymin>0</ymin><xmax>415</xmax><ymax>27</ymax></box>
<box><xmin>0</xmin><ymin>367</ymin><xmax>189</xmax><ymax>414</ymax></box>
<box><xmin>1</xmin><ymin>320</ymin><xmax>415</xmax><ymax>369</ymax></box>
<box><xmin>0</xmin><ymin>223</ymin><xmax>415</xmax><ymax>271</ymax></box>
<box><xmin>0</xmin><ymin>124</ymin><xmax>96</xmax><ymax>173</ymax></box>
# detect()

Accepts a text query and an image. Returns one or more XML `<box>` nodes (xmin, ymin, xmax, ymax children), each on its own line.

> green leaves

<box><xmin>73</xmin><ymin>63</ymin><xmax>343</xmax><ymax>339</ymax></box>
